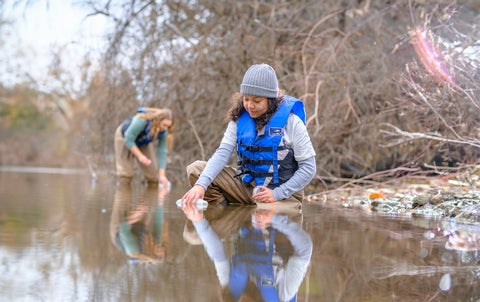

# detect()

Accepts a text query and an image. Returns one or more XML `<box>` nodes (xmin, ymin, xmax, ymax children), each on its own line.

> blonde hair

<box><xmin>138</xmin><ymin>107</ymin><xmax>175</xmax><ymax>150</ymax></box>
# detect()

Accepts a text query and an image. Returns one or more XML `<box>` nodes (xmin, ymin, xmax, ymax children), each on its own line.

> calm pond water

<box><xmin>1</xmin><ymin>169</ymin><xmax>480</xmax><ymax>301</ymax></box>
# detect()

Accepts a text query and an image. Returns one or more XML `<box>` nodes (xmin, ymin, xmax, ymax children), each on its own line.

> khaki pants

<box><xmin>114</xmin><ymin>126</ymin><xmax>159</xmax><ymax>182</ymax></box>
<box><xmin>186</xmin><ymin>160</ymin><xmax>303</xmax><ymax>208</ymax></box>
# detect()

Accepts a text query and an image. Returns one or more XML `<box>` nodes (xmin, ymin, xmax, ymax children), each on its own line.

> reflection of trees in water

<box><xmin>1</xmin><ymin>174</ymin><xmax>126</xmax><ymax>300</ymax></box>
<box><xmin>74</xmin><ymin>181</ymin><xmax>223</xmax><ymax>301</ymax></box>
<box><xmin>303</xmin><ymin>205</ymin><xmax>480</xmax><ymax>301</ymax></box>
<box><xmin>7</xmin><ymin>171</ymin><xmax>480</xmax><ymax>300</ymax></box>
<box><xmin>89</xmin><ymin>194</ymin><xmax>480</xmax><ymax>301</ymax></box>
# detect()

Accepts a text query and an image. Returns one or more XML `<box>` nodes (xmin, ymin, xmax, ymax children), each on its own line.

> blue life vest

<box><xmin>229</xmin><ymin>227</ymin><xmax>297</xmax><ymax>302</ymax></box>
<box><xmin>236</xmin><ymin>96</ymin><xmax>306</xmax><ymax>188</ymax></box>
<box><xmin>121</xmin><ymin>108</ymin><xmax>166</xmax><ymax>147</ymax></box>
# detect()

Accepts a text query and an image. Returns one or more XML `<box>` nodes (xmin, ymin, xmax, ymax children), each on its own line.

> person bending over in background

<box><xmin>114</xmin><ymin>107</ymin><xmax>174</xmax><ymax>188</ymax></box>
<box><xmin>181</xmin><ymin>63</ymin><xmax>316</xmax><ymax>209</ymax></box>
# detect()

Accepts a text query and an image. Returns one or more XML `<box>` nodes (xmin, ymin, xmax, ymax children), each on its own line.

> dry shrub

<box><xmin>79</xmin><ymin>0</ymin><xmax>479</xmax><ymax>188</ymax></box>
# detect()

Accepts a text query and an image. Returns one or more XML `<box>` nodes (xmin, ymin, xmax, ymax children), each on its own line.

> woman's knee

<box><xmin>186</xmin><ymin>160</ymin><xmax>206</xmax><ymax>176</ymax></box>
<box><xmin>186</xmin><ymin>160</ymin><xmax>206</xmax><ymax>185</ymax></box>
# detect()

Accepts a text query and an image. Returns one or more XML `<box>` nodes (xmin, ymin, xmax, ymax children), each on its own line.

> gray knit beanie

<box><xmin>240</xmin><ymin>63</ymin><xmax>279</xmax><ymax>98</ymax></box>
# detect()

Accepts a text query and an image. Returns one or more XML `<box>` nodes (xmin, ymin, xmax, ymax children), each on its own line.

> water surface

<box><xmin>1</xmin><ymin>170</ymin><xmax>479</xmax><ymax>301</ymax></box>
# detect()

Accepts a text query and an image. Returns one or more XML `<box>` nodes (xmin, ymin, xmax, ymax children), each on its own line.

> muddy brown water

<box><xmin>1</xmin><ymin>168</ymin><xmax>479</xmax><ymax>301</ymax></box>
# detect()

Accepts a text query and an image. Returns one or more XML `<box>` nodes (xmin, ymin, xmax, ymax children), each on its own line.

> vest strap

<box><xmin>242</xmin><ymin>158</ymin><xmax>273</xmax><ymax>165</ymax></box>
<box><xmin>241</xmin><ymin>143</ymin><xmax>288</xmax><ymax>152</ymax></box>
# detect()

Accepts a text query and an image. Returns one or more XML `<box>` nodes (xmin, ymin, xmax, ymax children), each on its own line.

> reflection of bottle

<box><xmin>176</xmin><ymin>199</ymin><xmax>209</xmax><ymax>211</ymax></box>
<box><xmin>159</xmin><ymin>181</ymin><xmax>172</xmax><ymax>192</ymax></box>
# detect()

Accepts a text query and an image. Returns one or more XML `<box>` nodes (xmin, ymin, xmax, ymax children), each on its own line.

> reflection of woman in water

<box><xmin>181</xmin><ymin>203</ymin><xmax>312</xmax><ymax>301</ymax></box>
<box><xmin>110</xmin><ymin>183</ymin><xmax>169</xmax><ymax>263</ymax></box>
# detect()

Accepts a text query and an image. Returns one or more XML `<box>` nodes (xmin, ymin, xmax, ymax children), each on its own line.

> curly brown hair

<box><xmin>226</xmin><ymin>92</ymin><xmax>284</xmax><ymax>131</ymax></box>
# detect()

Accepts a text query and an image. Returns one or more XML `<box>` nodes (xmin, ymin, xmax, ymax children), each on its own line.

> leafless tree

<box><xmin>76</xmin><ymin>0</ymin><xmax>480</xmax><ymax>187</ymax></box>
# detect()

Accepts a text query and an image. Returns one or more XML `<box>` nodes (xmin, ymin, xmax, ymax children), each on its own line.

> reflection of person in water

<box><xmin>110</xmin><ymin>183</ymin><xmax>169</xmax><ymax>263</ymax></box>
<box><xmin>181</xmin><ymin>203</ymin><xmax>312</xmax><ymax>301</ymax></box>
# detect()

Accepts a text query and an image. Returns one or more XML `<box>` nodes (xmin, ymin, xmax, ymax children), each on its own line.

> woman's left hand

<box><xmin>252</xmin><ymin>186</ymin><xmax>275</xmax><ymax>203</ymax></box>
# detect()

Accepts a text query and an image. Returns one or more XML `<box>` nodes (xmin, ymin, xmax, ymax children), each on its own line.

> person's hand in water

<box><xmin>252</xmin><ymin>186</ymin><xmax>274</xmax><ymax>203</ymax></box>
<box><xmin>181</xmin><ymin>184</ymin><xmax>206</xmax><ymax>205</ymax></box>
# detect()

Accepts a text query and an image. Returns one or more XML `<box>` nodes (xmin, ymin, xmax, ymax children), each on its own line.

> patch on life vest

<box><xmin>269</xmin><ymin>127</ymin><xmax>284</xmax><ymax>136</ymax></box>
<box><xmin>261</xmin><ymin>278</ymin><xmax>274</xmax><ymax>286</ymax></box>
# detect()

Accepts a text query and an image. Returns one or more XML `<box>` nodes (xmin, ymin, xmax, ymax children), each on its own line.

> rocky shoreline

<box><xmin>308</xmin><ymin>175</ymin><xmax>480</xmax><ymax>222</ymax></box>
<box><xmin>306</xmin><ymin>175</ymin><xmax>480</xmax><ymax>251</ymax></box>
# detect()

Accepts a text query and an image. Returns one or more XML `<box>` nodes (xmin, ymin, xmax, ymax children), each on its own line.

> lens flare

<box><xmin>410</xmin><ymin>27</ymin><xmax>458</xmax><ymax>88</ymax></box>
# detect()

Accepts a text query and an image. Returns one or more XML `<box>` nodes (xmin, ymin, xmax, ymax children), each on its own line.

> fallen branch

<box><xmin>379</xmin><ymin>123</ymin><xmax>480</xmax><ymax>149</ymax></box>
